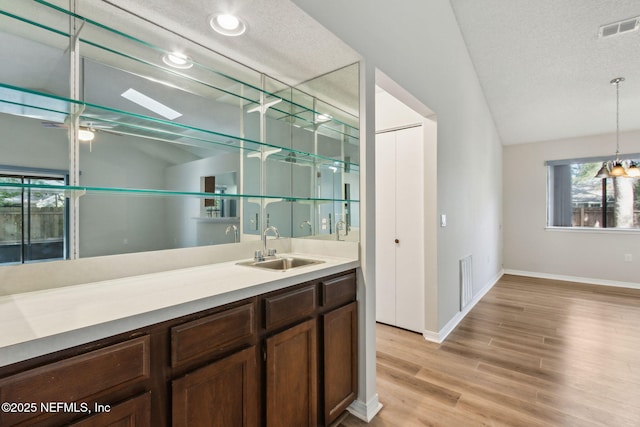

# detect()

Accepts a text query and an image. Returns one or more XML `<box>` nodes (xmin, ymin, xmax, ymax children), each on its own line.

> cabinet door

<box><xmin>172</xmin><ymin>346</ymin><xmax>258</xmax><ymax>427</ymax></box>
<box><xmin>394</xmin><ymin>126</ymin><xmax>424</xmax><ymax>332</ymax></box>
<box><xmin>375</xmin><ymin>126</ymin><xmax>424</xmax><ymax>333</ymax></box>
<box><xmin>69</xmin><ymin>393</ymin><xmax>151</xmax><ymax>427</ymax></box>
<box><xmin>374</xmin><ymin>130</ymin><xmax>397</xmax><ymax>325</ymax></box>
<box><xmin>265</xmin><ymin>318</ymin><xmax>317</xmax><ymax>427</ymax></box>
<box><xmin>322</xmin><ymin>302</ymin><xmax>357</xmax><ymax>425</ymax></box>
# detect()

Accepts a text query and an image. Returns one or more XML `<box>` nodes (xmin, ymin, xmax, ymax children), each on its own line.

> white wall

<box><xmin>504</xmin><ymin>130</ymin><xmax>640</xmax><ymax>287</ymax></box>
<box><xmin>78</xmin><ymin>133</ymin><xmax>171</xmax><ymax>257</ymax></box>
<box><xmin>0</xmin><ymin>114</ymin><xmax>68</xmax><ymax>171</ymax></box>
<box><xmin>293</xmin><ymin>0</ymin><xmax>503</xmax><ymax>420</ymax></box>
<box><xmin>375</xmin><ymin>89</ymin><xmax>424</xmax><ymax>130</ymax></box>
<box><xmin>293</xmin><ymin>0</ymin><xmax>503</xmax><ymax>332</ymax></box>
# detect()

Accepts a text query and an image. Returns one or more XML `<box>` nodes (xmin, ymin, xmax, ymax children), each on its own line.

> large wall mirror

<box><xmin>0</xmin><ymin>1</ymin><xmax>359</xmax><ymax>264</ymax></box>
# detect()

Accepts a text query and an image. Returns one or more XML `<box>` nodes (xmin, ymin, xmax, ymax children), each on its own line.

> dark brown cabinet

<box><xmin>68</xmin><ymin>393</ymin><xmax>152</xmax><ymax>427</ymax></box>
<box><xmin>0</xmin><ymin>269</ymin><xmax>357</xmax><ymax>426</ymax></box>
<box><xmin>263</xmin><ymin>284</ymin><xmax>316</xmax><ymax>331</ymax></box>
<box><xmin>172</xmin><ymin>346</ymin><xmax>258</xmax><ymax>427</ymax></box>
<box><xmin>319</xmin><ymin>272</ymin><xmax>358</xmax><ymax>426</ymax></box>
<box><xmin>322</xmin><ymin>302</ymin><xmax>357</xmax><ymax>425</ymax></box>
<box><xmin>0</xmin><ymin>336</ymin><xmax>150</xmax><ymax>427</ymax></box>
<box><xmin>262</xmin><ymin>282</ymin><xmax>319</xmax><ymax>426</ymax></box>
<box><xmin>170</xmin><ymin>301</ymin><xmax>258</xmax><ymax>427</ymax></box>
<box><xmin>266</xmin><ymin>319</ymin><xmax>318</xmax><ymax>427</ymax></box>
<box><xmin>170</xmin><ymin>302</ymin><xmax>256</xmax><ymax>369</ymax></box>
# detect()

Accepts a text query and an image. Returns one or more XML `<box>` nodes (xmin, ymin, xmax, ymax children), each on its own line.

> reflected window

<box><xmin>0</xmin><ymin>172</ymin><xmax>66</xmax><ymax>264</ymax></box>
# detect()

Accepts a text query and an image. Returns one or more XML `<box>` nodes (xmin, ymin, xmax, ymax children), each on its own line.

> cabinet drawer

<box><xmin>263</xmin><ymin>284</ymin><xmax>316</xmax><ymax>330</ymax></box>
<box><xmin>171</xmin><ymin>301</ymin><xmax>256</xmax><ymax>368</ymax></box>
<box><xmin>0</xmin><ymin>335</ymin><xmax>150</xmax><ymax>426</ymax></box>
<box><xmin>321</xmin><ymin>272</ymin><xmax>356</xmax><ymax>309</ymax></box>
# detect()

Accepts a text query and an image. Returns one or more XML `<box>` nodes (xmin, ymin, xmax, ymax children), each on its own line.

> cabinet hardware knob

<box><xmin>395</xmin><ymin>239</ymin><xmax>399</xmax><ymax>244</ymax></box>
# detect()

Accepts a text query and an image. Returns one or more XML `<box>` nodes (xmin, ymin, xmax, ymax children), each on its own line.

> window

<box><xmin>0</xmin><ymin>172</ymin><xmax>67</xmax><ymax>264</ymax></box>
<box><xmin>547</xmin><ymin>156</ymin><xmax>640</xmax><ymax>229</ymax></box>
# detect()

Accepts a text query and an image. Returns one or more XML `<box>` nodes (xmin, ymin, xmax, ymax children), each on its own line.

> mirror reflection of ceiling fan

<box><xmin>41</xmin><ymin>116</ymin><xmax>118</xmax><ymax>150</ymax></box>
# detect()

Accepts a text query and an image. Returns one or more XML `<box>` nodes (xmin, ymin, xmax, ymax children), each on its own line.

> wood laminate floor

<box><xmin>339</xmin><ymin>274</ymin><xmax>640</xmax><ymax>427</ymax></box>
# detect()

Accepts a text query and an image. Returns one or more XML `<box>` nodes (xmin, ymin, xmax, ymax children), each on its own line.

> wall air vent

<box><xmin>599</xmin><ymin>17</ymin><xmax>640</xmax><ymax>38</ymax></box>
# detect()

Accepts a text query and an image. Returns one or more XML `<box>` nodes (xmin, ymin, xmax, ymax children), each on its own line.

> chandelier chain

<box><xmin>615</xmin><ymin>79</ymin><xmax>620</xmax><ymax>159</ymax></box>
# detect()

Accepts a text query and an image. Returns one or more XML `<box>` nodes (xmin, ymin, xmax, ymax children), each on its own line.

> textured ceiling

<box><xmin>77</xmin><ymin>1</ymin><xmax>640</xmax><ymax>147</ymax></box>
<box><xmin>450</xmin><ymin>0</ymin><xmax>640</xmax><ymax>145</ymax></box>
<box><xmin>101</xmin><ymin>0</ymin><xmax>360</xmax><ymax>88</ymax></box>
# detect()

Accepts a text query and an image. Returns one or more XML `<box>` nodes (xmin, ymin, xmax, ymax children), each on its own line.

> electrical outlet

<box><xmin>624</xmin><ymin>254</ymin><xmax>633</xmax><ymax>262</ymax></box>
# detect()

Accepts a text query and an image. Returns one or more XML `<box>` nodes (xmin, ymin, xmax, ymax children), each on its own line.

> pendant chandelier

<box><xmin>595</xmin><ymin>77</ymin><xmax>640</xmax><ymax>179</ymax></box>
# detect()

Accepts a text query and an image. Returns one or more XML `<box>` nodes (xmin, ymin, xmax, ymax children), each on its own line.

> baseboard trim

<box><xmin>347</xmin><ymin>394</ymin><xmax>383</xmax><ymax>422</ymax></box>
<box><xmin>422</xmin><ymin>269</ymin><xmax>504</xmax><ymax>343</ymax></box>
<box><xmin>503</xmin><ymin>269</ymin><xmax>640</xmax><ymax>290</ymax></box>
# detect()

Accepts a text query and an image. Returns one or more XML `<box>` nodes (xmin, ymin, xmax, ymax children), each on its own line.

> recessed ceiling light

<box><xmin>162</xmin><ymin>52</ymin><xmax>193</xmax><ymax>69</ymax></box>
<box><xmin>316</xmin><ymin>113</ymin><xmax>332</xmax><ymax>123</ymax></box>
<box><xmin>78</xmin><ymin>128</ymin><xmax>95</xmax><ymax>142</ymax></box>
<box><xmin>121</xmin><ymin>88</ymin><xmax>182</xmax><ymax>120</ymax></box>
<box><xmin>209</xmin><ymin>13</ymin><xmax>246</xmax><ymax>36</ymax></box>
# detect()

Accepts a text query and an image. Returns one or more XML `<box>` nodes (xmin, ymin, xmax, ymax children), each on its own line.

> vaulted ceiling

<box><xmin>450</xmin><ymin>0</ymin><xmax>640</xmax><ymax>145</ymax></box>
<box><xmin>104</xmin><ymin>0</ymin><xmax>640</xmax><ymax>147</ymax></box>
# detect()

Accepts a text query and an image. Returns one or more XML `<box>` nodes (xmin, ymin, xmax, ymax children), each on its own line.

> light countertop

<box><xmin>0</xmin><ymin>252</ymin><xmax>358</xmax><ymax>367</ymax></box>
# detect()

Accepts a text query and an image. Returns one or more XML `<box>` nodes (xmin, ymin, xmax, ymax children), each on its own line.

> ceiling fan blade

<box><xmin>41</xmin><ymin>121</ymin><xmax>67</xmax><ymax>129</ymax></box>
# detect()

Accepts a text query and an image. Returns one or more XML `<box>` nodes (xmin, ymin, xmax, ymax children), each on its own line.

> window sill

<box><xmin>545</xmin><ymin>226</ymin><xmax>640</xmax><ymax>235</ymax></box>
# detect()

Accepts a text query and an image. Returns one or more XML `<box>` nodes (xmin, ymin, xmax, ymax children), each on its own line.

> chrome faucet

<box><xmin>299</xmin><ymin>220</ymin><xmax>312</xmax><ymax>235</ymax></box>
<box><xmin>336</xmin><ymin>221</ymin><xmax>346</xmax><ymax>241</ymax></box>
<box><xmin>225</xmin><ymin>224</ymin><xmax>239</xmax><ymax>243</ymax></box>
<box><xmin>257</xmin><ymin>225</ymin><xmax>279</xmax><ymax>261</ymax></box>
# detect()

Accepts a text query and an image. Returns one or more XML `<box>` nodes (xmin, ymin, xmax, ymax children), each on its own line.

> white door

<box><xmin>375</xmin><ymin>131</ymin><xmax>397</xmax><ymax>326</ymax></box>
<box><xmin>375</xmin><ymin>126</ymin><xmax>424</xmax><ymax>333</ymax></box>
<box><xmin>394</xmin><ymin>126</ymin><xmax>424</xmax><ymax>332</ymax></box>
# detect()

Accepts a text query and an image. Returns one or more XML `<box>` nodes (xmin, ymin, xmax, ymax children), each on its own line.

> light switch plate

<box><xmin>440</xmin><ymin>214</ymin><xmax>447</xmax><ymax>227</ymax></box>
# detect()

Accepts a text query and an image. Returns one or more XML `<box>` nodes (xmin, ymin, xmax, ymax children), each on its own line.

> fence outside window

<box><xmin>0</xmin><ymin>173</ymin><xmax>66</xmax><ymax>264</ymax></box>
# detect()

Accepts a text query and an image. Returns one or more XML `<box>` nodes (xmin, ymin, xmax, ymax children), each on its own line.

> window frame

<box><xmin>546</xmin><ymin>154</ymin><xmax>640</xmax><ymax>231</ymax></box>
<box><xmin>0</xmin><ymin>165</ymin><xmax>69</xmax><ymax>264</ymax></box>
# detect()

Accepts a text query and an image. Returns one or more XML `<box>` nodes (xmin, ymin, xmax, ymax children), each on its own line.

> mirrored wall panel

<box><xmin>0</xmin><ymin>0</ymin><xmax>359</xmax><ymax>263</ymax></box>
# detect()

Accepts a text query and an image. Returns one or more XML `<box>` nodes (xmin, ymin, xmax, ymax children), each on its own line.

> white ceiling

<box><xmin>101</xmin><ymin>0</ymin><xmax>360</xmax><ymax>87</ymax></box>
<box><xmin>450</xmin><ymin>0</ymin><xmax>640</xmax><ymax>145</ymax></box>
<box><xmin>67</xmin><ymin>0</ymin><xmax>640</xmax><ymax>148</ymax></box>
<box><xmin>1</xmin><ymin>0</ymin><xmax>362</xmax><ymax>160</ymax></box>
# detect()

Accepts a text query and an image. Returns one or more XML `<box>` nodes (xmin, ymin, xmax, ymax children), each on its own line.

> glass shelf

<box><xmin>0</xmin><ymin>0</ymin><xmax>360</xmax><ymax>254</ymax></box>
<box><xmin>0</xmin><ymin>83</ymin><xmax>360</xmax><ymax>174</ymax></box>
<box><xmin>0</xmin><ymin>182</ymin><xmax>360</xmax><ymax>204</ymax></box>
<box><xmin>2</xmin><ymin>0</ymin><xmax>359</xmax><ymax>142</ymax></box>
<box><xmin>192</xmin><ymin>217</ymin><xmax>240</xmax><ymax>222</ymax></box>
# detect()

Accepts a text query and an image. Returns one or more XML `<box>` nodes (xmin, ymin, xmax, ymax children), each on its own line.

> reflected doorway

<box><xmin>0</xmin><ymin>172</ymin><xmax>66</xmax><ymax>264</ymax></box>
